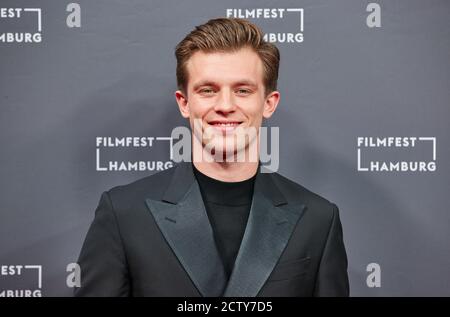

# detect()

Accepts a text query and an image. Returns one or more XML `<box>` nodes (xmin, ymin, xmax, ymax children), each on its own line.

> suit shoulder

<box><xmin>105</xmin><ymin>164</ymin><xmax>177</xmax><ymax>205</ymax></box>
<box><xmin>269</xmin><ymin>171</ymin><xmax>337</xmax><ymax>219</ymax></box>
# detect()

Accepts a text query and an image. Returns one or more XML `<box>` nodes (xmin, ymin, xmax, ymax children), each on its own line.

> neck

<box><xmin>193</xmin><ymin>160</ymin><xmax>259</xmax><ymax>182</ymax></box>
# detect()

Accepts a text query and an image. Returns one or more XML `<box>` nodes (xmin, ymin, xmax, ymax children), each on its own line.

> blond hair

<box><xmin>175</xmin><ymin>18</ymin><xmax>280</xmax><ymax>95</ymax></box>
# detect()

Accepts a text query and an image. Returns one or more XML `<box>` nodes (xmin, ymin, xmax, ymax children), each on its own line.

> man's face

<box><xmin>175</xmin><ymin>47</ymin><xmax>279</xmax><ymax>160</ymax></box>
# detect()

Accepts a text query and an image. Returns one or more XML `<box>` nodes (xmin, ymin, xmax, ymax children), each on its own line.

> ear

<box><xmin>262</xmin><ymin>90</ymin><xmax>280</xmax><ymax>119</ymax></box>
<box><xmin>175</xmin><ymin>90</ymin><xmax>190</xmax><ymax>118</ymax></box>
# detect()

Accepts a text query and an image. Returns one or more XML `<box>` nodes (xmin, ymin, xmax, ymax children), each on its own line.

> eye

<box><xmin>236</xmin><ymin>88</ymin><xmax>252</xmax><ymax>95</ymax></box>
<box><xmin>199</xmin><ymin>88</ymin><xmax>215</xmax><ymax>95</ymax></box>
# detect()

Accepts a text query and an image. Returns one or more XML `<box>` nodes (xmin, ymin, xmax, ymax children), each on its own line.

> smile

<box><xmin>208</xmin><ymin>121</ymin><xmax>243</xmax><ymax>133</ymax></box>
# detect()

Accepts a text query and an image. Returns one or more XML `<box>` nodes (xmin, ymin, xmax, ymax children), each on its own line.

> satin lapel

<box><xmin>145</xmin><ymin>163</ymin><xmax>227</xmax><ymax>297</ymax></box>
<box><xmin>223</xmin><ymin>173</ymin><xmax>307</xmax><ymax>297</ymax></box>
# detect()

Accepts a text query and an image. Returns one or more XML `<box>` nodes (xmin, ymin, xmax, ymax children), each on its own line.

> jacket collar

<box><xmin>145</xmin><ymin>162</ymin><xmax>306</xmax><ymax>297</ymax></box>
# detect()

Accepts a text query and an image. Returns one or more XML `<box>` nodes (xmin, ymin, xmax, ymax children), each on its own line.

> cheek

<box><xmin>243</xmin><ymin>100</ymin><xmax>265</xmax><ymax>120</ymax></box>
<box><xmin>188</xmin><ymin>97</ymin><xmax>215</xmax><ymax>117</ymax></box>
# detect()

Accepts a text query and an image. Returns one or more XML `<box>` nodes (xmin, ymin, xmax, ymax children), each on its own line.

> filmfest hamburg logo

<box><xmin>357</xmin><ymin>137</ymin><xmax>437</xmax><ymax>172</ymax></box>
<box><xmin>226</xmin><ymin>8</ymin><xmax>304</xmax><ymax>43</ymax></box>
<box><xmin>96</xmin><ymin>136</ymin><xmax>174</xmax><ymax>172</ymax></box>
<box><xmin>0</xmin><ymin>7</ymin><xmax>42</xmax><ymax>43</ymax></box>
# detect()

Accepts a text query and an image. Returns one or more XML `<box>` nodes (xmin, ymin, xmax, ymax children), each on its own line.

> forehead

<box><xmin>185</xmin><ymin>47</ymin><xmax>264</xmax><ymax>87</ymax></box>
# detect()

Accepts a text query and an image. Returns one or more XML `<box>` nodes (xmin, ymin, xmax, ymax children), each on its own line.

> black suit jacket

<box><xmin>75</xmin><ymin>162</ymin><xmax>349</xmax><ymax>297</ymax></box>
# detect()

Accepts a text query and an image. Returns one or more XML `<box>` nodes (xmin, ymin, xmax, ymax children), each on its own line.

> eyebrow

<box><xmin>192</xmin><ymin>79</ymin><xmax>258</xmax><ymax>91</ymax></box>
<box><xmin>192</xmin><ymin>81</ymin><xmax>218</xmax><ymax>91</ymax></box>
<box><xmin>233</xmin><ymin>80</ymin><xmax>258</xmax><ymax>88</ymax></box>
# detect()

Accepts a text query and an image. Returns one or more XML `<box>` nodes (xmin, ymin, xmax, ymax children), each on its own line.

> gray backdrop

<box><xmin>1</xmin><ymin>0</ymin><xmax>449</xmax><ymax>296</ymax></box>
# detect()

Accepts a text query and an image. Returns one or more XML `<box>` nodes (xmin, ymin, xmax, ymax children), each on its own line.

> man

<box><xmin>75</xmin><ymin>18</ymin><xmax>349</xmax><ymax>297</ymax></box>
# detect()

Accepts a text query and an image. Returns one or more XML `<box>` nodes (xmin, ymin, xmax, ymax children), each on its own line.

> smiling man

<box><xmin>175</xmin><ymin>44</ymin><xmax>277</xmax><ymax>181</ymax></box>
<box><xmin>75</xmin><ymin>18</ymin><xmax>349</xmax><ymax>297</ymax></box>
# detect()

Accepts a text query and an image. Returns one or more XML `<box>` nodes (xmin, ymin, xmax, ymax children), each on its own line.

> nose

<box><xmin>214</xmin><ymin>89</ymin><xmax>236</xmax><ymax>113</ymax></box>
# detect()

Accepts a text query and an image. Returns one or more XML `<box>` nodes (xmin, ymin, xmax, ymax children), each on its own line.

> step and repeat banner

<box><xmin>0</xmin><ymin>0</ymin><xmax>449</xmax><ymax>296</ymax></box>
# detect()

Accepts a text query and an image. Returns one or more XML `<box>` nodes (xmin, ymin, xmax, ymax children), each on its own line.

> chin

<box><xmin>212</xmin><ymin>144</ymin><xmax>249</xmax><ymax>162</ymax></box>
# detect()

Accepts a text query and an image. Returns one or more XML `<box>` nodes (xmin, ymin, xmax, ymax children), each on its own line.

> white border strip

<box><xmin>24</xmin><ymin>265</ymin><xmax>42</xmax><ymax>289</ymax></box>
<box><xmin>23</xmin><ymin>8</ymin><xmax>42</xmax><ymax>32</ymax></box>
<box><xmin>286</xmin><ymin>8</ymin><xmax>304</xmax><ymax>32</ymax></box>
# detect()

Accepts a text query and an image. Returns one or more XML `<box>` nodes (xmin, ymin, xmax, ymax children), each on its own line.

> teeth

<box><xmin>212</xmin><ymin>123</ymin><xmax>240</xmax><ymax>126</ymax></box>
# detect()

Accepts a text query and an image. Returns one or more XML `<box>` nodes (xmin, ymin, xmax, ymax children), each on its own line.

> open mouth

<box><xmin>207</xmin><ymin>121</ymin><xmax>244</xmax><ymax>133</ymax></box>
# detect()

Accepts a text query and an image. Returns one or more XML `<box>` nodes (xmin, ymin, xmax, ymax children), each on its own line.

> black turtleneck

<box><xmin>193</xmin><ymin>164</ymin><xmax>257</xmax><ymax>280</ymax></box>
